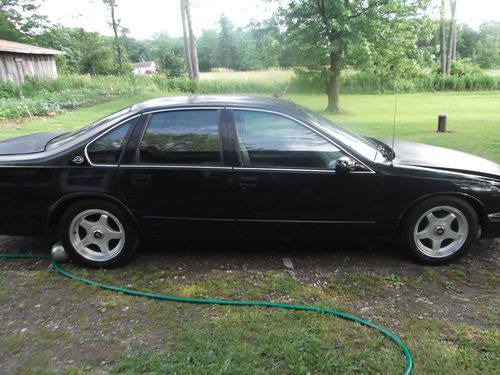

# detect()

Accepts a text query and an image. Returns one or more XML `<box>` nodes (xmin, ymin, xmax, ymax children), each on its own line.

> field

<box><xmin>200</xmin><ymin>69</ymin><xmax>293</xmax><ymax>84</ymax></box>
<box><xmin>1</xmin><ymin>91</ymin><xmax>499</xmax><ymax>162</ymax></box>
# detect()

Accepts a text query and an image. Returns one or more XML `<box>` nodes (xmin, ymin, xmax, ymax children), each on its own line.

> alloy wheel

<box><xmin>413</xmin><ymin>205</ymin><xmax>468</xmax><ymax>258</ymax></box>
<box><xmin>69</xmin><ymin>209</ymin><xmax>125</xmax><ymax>262</ymax></box>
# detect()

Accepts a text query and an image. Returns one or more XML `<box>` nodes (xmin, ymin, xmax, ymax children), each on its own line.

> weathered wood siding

<box><xmin>0</xmin><ymin>52</ymin><xmax>58</xmax><ymax>84</ymax></box>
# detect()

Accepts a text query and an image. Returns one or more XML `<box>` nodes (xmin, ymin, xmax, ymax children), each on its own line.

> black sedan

<box><xmin>0</xmin><ymin>95</ymin><xmax>498</xmax><ymax>267</ymax></box>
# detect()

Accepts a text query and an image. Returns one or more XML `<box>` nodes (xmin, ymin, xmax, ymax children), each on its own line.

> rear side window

<box><xmin>139</xmin><ymin>110</ymin><xmax>221</xmax><ymax>165</ymax></box>
<box><xmin>87</xmin><ymin>118</ymin><xmax>135</xmax><ymax>165</ymax></box>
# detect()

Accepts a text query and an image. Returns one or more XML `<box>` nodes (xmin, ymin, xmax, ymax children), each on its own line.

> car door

<box><xmin>117</xmin><ymin>107</ymin><xmax>236</xmax><ymax>237</ymax></box>
<box><xmin>228</xmin><ymin>108</ymin><xmax>383</xmax><ymax>239</ymax></box>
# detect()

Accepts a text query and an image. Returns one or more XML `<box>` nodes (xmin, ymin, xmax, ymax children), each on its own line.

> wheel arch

<box><xmin>47</xmin><ymin>193</ymin><xmax>142</xmax><ymax>238</ymax></box>
<box><xmin>394</xmin><ymin>191</ymin><xmax>487</xmax><ymax>239</ymax></box>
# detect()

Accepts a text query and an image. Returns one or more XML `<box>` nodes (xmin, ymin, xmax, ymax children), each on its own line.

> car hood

<box><xmin>0</xmin><ymin>132</ymin><xmax>67</xmax><ymax>155</ymax></box>
<box><xmin>387</xmin><ymin>139</ymin><xmax>500</xmax><ymax>178</ymax></box>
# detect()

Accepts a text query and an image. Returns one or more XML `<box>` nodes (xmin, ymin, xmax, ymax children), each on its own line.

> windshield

<box><xmin>46</xmin><ymin>107</ymin><xmax>132</xmax><ymax>150</ymax></box>
<box><xmin>297</xmin><ymin>107</ymin><xmax>379</xmax><ymax>160</ymax></box>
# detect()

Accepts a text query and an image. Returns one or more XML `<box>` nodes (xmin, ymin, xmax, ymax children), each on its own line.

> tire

<box><xmin>399</xmin><ymin>196</ymin><xmax>479</xmax><ymax>265</ymax></box>
<box><xmin>59</xmin><ymin>200</ymin><xmax>139</xmax><ymax>267</ymax></box>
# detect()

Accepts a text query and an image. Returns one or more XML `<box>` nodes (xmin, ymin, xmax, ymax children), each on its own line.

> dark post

<box><xmin>438</xmin><ymin>114</ymin><xmax>447</xmax><ymax>132</ymax></box>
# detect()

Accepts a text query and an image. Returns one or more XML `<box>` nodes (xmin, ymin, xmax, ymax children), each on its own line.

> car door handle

<box><xmin>130</xmin><ymin>174</ymin><xmax>151</xmax><ymax>185</ymax></box>
<box><xmin>239</xmin><ymin>176</ymin><xmax>258</xmax><ymax>188</ymax></box>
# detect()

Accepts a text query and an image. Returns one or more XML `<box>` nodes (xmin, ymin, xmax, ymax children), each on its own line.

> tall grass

<box><xmin>1</xmin><ymin>70</ymin><xmax>499</xmax><ymax>119</ymax></box>
<box><xmin>290</xmin><ymin>71</ymin><xmax>499</xmax><ymax>94</ymax></box>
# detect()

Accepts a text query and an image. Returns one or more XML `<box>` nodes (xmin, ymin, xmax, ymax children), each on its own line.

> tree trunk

<box><xmin>326</xmin><ymin>52</ymin><xmax>341</xmax><ymax>112</ymax></box>
<box><xmin>180</xmin><ymin>1</ymin><xmax>193</xmax><ymax>79</ymax></box>
<box><xmin>109</xmin><ymin>1</ymin><xmax>123</xmax><ymax>72</ymax></box>
<box><xmin>439</xmin><ymin>0</ymin><xmax>447</xmax><ymax>75</ymax></box>
<box><xmin>184</xmin><ymin>0</ymin><xmax>199</xmax><ymax>80</ymax></box>
<box><xmin>446</xmin><ymin>0</ymin><xmax>457</xmax><ymax>75</ymax></box>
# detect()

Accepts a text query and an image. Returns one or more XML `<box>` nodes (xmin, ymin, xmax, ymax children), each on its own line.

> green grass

<box><xmin>289</xmin><ymin>91</ymin><xmax>500</xmax><ymax>162</ymax></box>
<box><xmin>2</xmin><ymin>91</ymin><xmax>499</xmax><ymax>162</ymax></box>
<box><xmin>41</xmin><ymin>262</ymin><xmax>498</xmax><ymax>374</ymax></box>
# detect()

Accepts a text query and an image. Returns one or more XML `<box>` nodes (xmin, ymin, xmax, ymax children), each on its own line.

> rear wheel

<box><xmin>60</xmin><ymin>200</ymin><xmax>138</xmax><ymax>267</ymax></box>
<box><xmin>400</xmin><ymin>196</ymin><xmax>479</xmax><ymax>265</ymax></box>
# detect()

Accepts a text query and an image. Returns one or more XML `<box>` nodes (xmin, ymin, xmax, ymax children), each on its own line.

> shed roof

<box><xmin>0</xmin><ymin>39</ymin><xmax>64</xmax><ymax>55</ymax></box>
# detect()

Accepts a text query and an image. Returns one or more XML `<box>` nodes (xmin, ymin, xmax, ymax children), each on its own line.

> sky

<box><xmin>37</xmin><ymin>0</ymin><xmax>500</xmax><ymax>40</ymax></box>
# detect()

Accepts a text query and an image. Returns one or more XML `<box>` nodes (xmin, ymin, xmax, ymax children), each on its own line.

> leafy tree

<box><xmin>80</xmin><ymin>31</ymin><xmax>117</xmax><ymax>74</ymax></box>
<box><xmin>277</xmin><ymin>0</ymin><xmax>431</xmax><ymax>112</ymax></box>
<box><xmin>455</xmin><ymin>24</ymin><xmax>479</xmax><ymax>60</ymax></box>
<box><xmin>475</xmin><ymin>21</ymin><xmax>500</xmax><ymax>69</ymax></box>
<box><xmin>150</xmin><ymin>33</ymin><xmax>185</xmax><ymax>77</ymax></box>
<box><xmin>0</xmin><ymin>0</ymin><xmax>48</xmax><ymax>41</ymax></box>
<box><xmin>216</xmin><ymin>14</ymin><xmax>237</xmax><ymax>69</ymax></box>
<box><xmin>197</xmin><ymin>29</ymin><xmax>218</xmax><ymax>71</ymax></box>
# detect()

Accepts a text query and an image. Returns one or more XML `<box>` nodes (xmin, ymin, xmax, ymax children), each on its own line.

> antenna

<box><xmin>390</xmin><ymin>75</ymin><xmax>398</xmax><ymax>166</ymax></box>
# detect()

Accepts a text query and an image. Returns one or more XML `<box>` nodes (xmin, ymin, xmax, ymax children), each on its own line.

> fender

<box><xmin>394</xmin><ymin>191</ymin><xmax>487</xmax><ymax>238</ymax></box>
<box><xmin>47</xmin><ymin>192</ymin><xmax>143</xmax><ymax>237</ymax></box>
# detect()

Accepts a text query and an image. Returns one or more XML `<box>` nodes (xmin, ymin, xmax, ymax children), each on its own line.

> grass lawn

<box><xmin>2</xmin><ymin>90</ymin><xmax>499</xmax><ymax>162</ymax></box>
<box><xmin>289</xmin><ymin>91</ymin><xmax>500</xmax><ymax>162</ymax></box>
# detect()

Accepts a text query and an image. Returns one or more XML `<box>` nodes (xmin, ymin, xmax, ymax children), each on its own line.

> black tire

<box><xmin>399</xmin><ymin>196</ymin><xmax>479</xmax><ymax>265</ymax></box>
<box><xmin>59</xmin><ymin>200</ymin><xmax>139</xmax><ymax>267</ymax></box>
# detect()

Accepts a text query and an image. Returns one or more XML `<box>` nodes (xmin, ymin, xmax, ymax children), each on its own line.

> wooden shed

<box><xmin>0</xmin><ymin>39</ymin><xmax>64</xmax><ymax>84</ymax></box>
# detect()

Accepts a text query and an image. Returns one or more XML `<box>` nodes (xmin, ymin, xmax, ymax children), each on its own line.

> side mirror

<box><xmin>335</xmin><ymin>156</ymin><xmax>357</xmax><ymax>174</ymax></box>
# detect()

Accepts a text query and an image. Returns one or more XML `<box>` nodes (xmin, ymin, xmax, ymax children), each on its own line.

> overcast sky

<box><xmin>38</xmin><ymin>0</ymin><xmax>500</xmax><ymax>40</ymax></box>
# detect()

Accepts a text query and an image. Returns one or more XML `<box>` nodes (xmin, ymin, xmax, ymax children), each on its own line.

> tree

<box><xmin>445</xmin><ymin>0</ymin><xmax>457</xmax><ymax>75</ymax></box>
<box><xmin>278</xmin><ymin>0</ymin><xmax>430</xmax><ymax>112</ymax></box>
<box><xmin>197</xmin><ymin>29</ymin><xmax>218</xmax><ymax>71</ymax></box>
<box><xmin>102</xmin><ymin>0</ymin><xmax>128</xmax><ymax>73</ymax></box>
<box><xmin>0</xmin><ymin>0</ymin><xmax>47</xmax><ymax>41</ymax></box>
<box><xmin>475</xmin><ymin>21</ymin><xmax>500</xmax><ymax>69</ymax></box>
<box><xmin>216</xmin><ymin>14</ymin><xmax>237</xmax><ymax>69</ymax></box>
<box><xmin>439</xmin><ymin>0</ymin><xmax>446</xmax><ymax>74</ymax></box>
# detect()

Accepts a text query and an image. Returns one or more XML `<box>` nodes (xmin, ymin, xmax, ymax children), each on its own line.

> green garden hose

<box><xmin>0</xmin><ymin>253</ymin><xmax>413</xmax><ymax>374</ymax></box>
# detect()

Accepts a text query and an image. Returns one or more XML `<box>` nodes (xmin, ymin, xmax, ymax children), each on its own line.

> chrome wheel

<box><xmin>413</xmin><ymin>205</ymin><xmax>468</xmax><ymax>258</ymax></box>
<box><xmin>69</xmin><ymin>209</ymin><xmax>125</xmax><ymax>262</ymax></box>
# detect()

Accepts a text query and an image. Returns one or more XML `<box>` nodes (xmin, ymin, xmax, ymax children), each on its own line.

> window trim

<box><xmin>228</xmin><ymin>107</ymin><xmax>374</xmax><ymax>174</ymax></box>
<box><xmin>84</xmin><ymin>114</ymin><xmax>140</xmax><ymax>167</ymax></box>
<box><xmin>136</xmin><ymin>107</ymin><xmax>225</xmax><ymax>167</ymax></box>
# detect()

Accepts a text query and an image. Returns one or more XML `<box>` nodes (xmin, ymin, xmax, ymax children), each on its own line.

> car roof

<box><xmin>130</xmin><ymin>95</ymin><xmax>300</xmax><ymax>113</ymax></box>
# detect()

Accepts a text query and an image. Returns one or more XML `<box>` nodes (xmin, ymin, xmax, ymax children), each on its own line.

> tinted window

<box><xmin>140</xmin><ymin>110</ymin><xmax>221</xmax><ymax>165</ymax></box>
<box><xmin>234</xmin><ymin>111</ymin><xmax>342</xmax><ymax>169</ymax></box>
<box><xmin>87</xmin><ymin>118</ymin><xmax>135</xmax><ymax>164</ymax></box>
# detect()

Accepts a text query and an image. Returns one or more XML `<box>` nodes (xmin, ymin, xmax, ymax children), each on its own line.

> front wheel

<box><xmin>400</xmin><ymin>196</ymin><xmax>479</xmax><ymax>265</ymax></box>
<box><xmin>60</xmin><ymin>200</ymin><xmax>138</xmax><ymax>267</ymax></box>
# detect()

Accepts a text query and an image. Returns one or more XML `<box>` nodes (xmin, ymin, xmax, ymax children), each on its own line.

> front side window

<box><xmin>234</xmin><ymin>110</ymin><xmax>342</xmax><ymax>169</ymax></box>
<box><xmin>87</xmin><ymin>118</ymin><xmax>135</xmax><ymax>165</ymax></box>
<box><xmin>139</xmin><ymin>110</ymin><xmax>221</xmax><ymax>165</ymax></box>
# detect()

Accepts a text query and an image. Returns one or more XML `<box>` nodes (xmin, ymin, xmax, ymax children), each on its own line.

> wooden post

<box><xmin>438</xmin><ymin>114</ymin><xmax>447</xmax><ymax>132</ymax></box>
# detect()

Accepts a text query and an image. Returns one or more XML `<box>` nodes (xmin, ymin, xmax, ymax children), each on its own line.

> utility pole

<box><xmin>180</xmin><ymin>0</ymin><xmax>193</xmax><ymax>79</ymax></box>
<box><xmin>180</xmin><ymin>0</ymin><xmax>199</xmax><ymax>80</ymax></box>
<box><xmin>184</xmin><ymin>0</ymin><xmax>199</xmax><ymax>80</ymax></box>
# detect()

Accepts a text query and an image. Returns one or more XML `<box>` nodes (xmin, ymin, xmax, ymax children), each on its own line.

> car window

<box><xmin>86</xmin><ymin>118</ymin><xmax>135</xmax><ymax>165</ymax></box>
<box><xmin>234</xmin><ymin>110</ymin><xmax>342</xmax><ymax>169</ymax></box>
<box><xmin>139</xmin><ymin>110</ymin><xmax>221</xmax><ymax>165</ymax></box>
